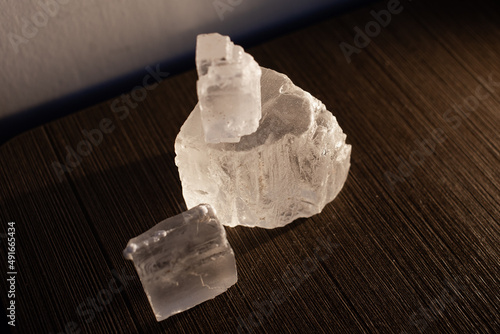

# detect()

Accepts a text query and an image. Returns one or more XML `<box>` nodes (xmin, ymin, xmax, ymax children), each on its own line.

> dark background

<box><xmin>1</xmin><ymin>0</ymin><xmax>499</xmax><ymax>333</ymax></box>
<box><xmin>0</xmin><ymin>0</ymin><xmax>374</xmax><ymax>145</ymax></box>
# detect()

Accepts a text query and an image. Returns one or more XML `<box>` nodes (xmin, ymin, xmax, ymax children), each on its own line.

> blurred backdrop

<box><xmin>0</xmin><ymin>0</ymin><xmax>374</xmax><ymax>143</ymax></box>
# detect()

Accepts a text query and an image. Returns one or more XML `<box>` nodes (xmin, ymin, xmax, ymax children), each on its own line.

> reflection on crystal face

<box><xmin>176</xmin><ymin>68</ymin><xmax>351</xmax><ymax>228</ymax></box>
<box><xmin>123</xmin><ymin>204</ymin><xmax>237</xmax><ymax>321</ymax></box>
<box><xmin>196</xmin><ymin>33</ymin><xmax>262</xmax><ymax>143</ymax></box>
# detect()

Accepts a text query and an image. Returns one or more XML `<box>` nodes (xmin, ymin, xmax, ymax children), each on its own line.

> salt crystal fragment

<box><xmin>175</xmin><ymin>68</ymin><xmax>351</xmax><ymax>228</ymax></box>
<box><xmin>196</xmin><ymin>33</ymin><xmax>262</xmax><ymax>143</ymax></box>
<box><xmin>123</xmin><ymin>204</ymin><xmax>237</xmax><ymax>321</ymax></box>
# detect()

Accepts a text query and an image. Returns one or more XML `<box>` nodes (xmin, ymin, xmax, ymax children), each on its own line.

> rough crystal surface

<box><xmin>196</xmin><ymin>33</ymin><xmax>262</xmax><ymax>143</ymax></box>
<box><xmin>175</xmin><ymin>68</ymin><xmax>351</xmax><ymax>228</ymax></box>
<box><xmin>123</xmin><ymin>204</ymin><xmax>237</xmax><ymax>321</ymax></box>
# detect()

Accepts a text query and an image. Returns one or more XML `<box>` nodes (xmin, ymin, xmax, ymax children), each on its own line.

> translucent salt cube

<box><xmin>123</xmin><ymin>204</ymin><xmax>237</xmax><ymax>321</ymax></box>
<box><xmin>196</xmin><ymin>33</ymin><xmax>262</xmax><ymax>143</ymax></box>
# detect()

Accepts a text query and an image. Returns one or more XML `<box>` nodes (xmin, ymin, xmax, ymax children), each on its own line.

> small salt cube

<box><xmin>196</xmin><ymin>33</ymin><xmax>262</xmax><ymax>143</ymax></box>
<box><xmin>123</xmin><ymin>204</ymin><xmax>237</xmax><ymax>321</ymax></box>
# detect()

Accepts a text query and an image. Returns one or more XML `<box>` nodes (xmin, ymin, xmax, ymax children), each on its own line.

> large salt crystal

<box><xmin>175</xmin><ymin>68</ymin><xmax>351</xmax><ymax>228</ymax></box>
<box><xmin>123</xmin><ymin>204</ymin><xmax>237</xmax><ymax>321</ymax></box>
<box><xmin>196</xmin><ymin>33</ymin><xmax>262</xmax><ymax>143</ymax></box>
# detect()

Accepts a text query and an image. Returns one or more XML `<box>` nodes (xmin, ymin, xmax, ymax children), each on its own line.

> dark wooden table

<box><xmin>1</xmin><ymin>0</ymin><xmax>499</xmax><ymax>333</ymax></box>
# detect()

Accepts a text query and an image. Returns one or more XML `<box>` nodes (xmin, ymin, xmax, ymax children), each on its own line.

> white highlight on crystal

<box><xmin>123</xmin><ymin>204</ymin><xmax>237</xmax><ymax>321</ymax></box>
<box><xmin>176</xmin><ymin>67</ymin><xmax>351</xmax><ymax>228</ymax></box>
<box><xmin>196</xmin><ymin>33</ymin><xmax>262</xmax><ymax>143</ymax></box>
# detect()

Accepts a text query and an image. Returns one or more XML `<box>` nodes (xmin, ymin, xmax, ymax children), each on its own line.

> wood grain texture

<box><xmin>1</xmin><ymin>0</ymin><xmax>499</xmax><ymax>333</ymax></box>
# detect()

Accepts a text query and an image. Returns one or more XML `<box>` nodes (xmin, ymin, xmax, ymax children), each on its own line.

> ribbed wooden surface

<box><xmin>1</xmin><ymin>0</ymin><xmax>499</xmax><ymax>333</ymax></box>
